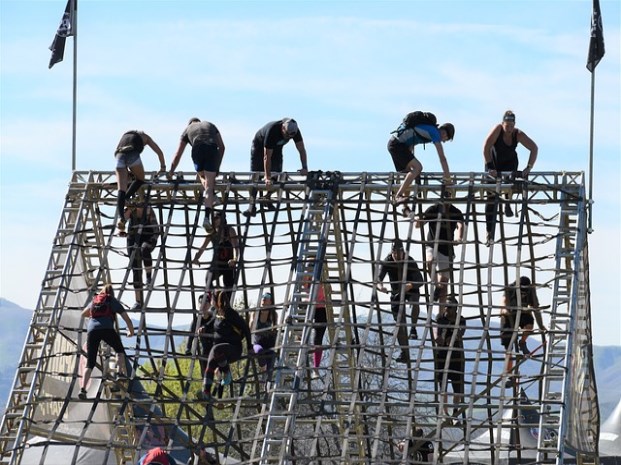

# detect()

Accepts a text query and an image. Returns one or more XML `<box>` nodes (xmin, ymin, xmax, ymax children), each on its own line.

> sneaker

<box><xmin>130</xmin><ymin>302</ymin><xmax>142</xmax><ymax>311</ymax></box>
<box><xmin>78</xmin><ymin>388</ymin><xmax>87</xmax><ymax>400</ymax></box>
<box><xmin>311</xmin><ymin>368</ymin><xmax>321</xmax><ymax>380</ymax></box>
<box><xmin>220</xmin><ymin>372</ymin><xmax>232</xmax><ymax>386</ymax></box>
<box><xmin>505</xmin><ymin>378</ymin><xmax>515</xmax><ymax>389</ymax></box>
<box><xmin>197</xmin><ymin>389</ymin><xmax>212</xmax><ymax>401</ymax></box>
<box><xmin>433</xmin><ymin>287</ymin><xmax>441</xmax><ymax>302</ymax></box>
<box><xmin>505</xmin><ymin>203</ymin><xmax>514</xmax><ymax>217</ymax></box>
<box><xmin>395</xmin><ymin>351</ymin><xmax>409</xmax><ymax>364</ymax></box>
<box><xmin>117</xmin><ymin>218</ymin><xmax>126</xmax><ymax>232</ymax></box>
<box><xmin>519</xmin><ymin>340</ymin><xmax>531</xmax><ymax>355</ymax></box>
<box><xmin>242</xmin><ymin>206</ymin><xmax>257</xmax><ymax>218</ymax></box>
<box><xmin>485</xmin><ymin>233</ymin><xmax>493</xmax><ymax>247</ymax></box>
<box><xmin>409</xmin><ymin>328</ymin><xmax>418</xmax><ymax>340</ymax></box>
<box><xmin>202</xmin><ymin>216</ymin><xmax>214</xmax><ymax>234</ymax></box>
<box><xmin>265</xmin><ymin>202</ymin><xmax>277</xmax><ymax>211</ymax></box>
<box><xmin>145</xmin><ymin>276</ymin><xmax>152</xmax><ymax>286</ymax></box>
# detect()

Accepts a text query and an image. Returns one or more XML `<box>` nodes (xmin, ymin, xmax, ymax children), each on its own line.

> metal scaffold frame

<box><xmin>0</xmin><ymin>170</ymin><xmax>598</xmax><ymax>465</ymax></box>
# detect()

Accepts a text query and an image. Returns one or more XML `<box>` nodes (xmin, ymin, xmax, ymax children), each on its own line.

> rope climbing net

<box><xmin>0</xmin><ymin>170</ymin><xmax>598</xmax><ymax>465</ymax></box>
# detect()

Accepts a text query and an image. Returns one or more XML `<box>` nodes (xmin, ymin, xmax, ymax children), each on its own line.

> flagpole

<box><xmin>71</xmin><ymin>0</ymin><xmax>78</xmax><ymax>171</ymax></box>
<box><xmin>587</xmin><ymin>71</ymin><xmax>595</xmax><ymax>234</ymax></box>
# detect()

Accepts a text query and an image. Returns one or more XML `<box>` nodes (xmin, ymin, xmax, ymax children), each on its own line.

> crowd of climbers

<box><xmin>78</xmin><ymin>110</ymin><xmax>544</xmax><ymax>462</ymax></box>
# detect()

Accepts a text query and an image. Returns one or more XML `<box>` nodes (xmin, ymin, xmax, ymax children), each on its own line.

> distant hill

<box><xmin>0</xmin><ymin>297</ymin><xmax>619</xmax><ymax>422</ymax></box>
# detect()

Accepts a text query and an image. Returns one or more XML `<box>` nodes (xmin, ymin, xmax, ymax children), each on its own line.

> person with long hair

<box><xmin>78</xmin><ymin>284</ymin><xmax>134</xmax><ymax>400</ymax></box>
<box><xmin>250</xmin><ymin>292</ymin><xmax>279</xmax><ymax>379</ymax></box>
<box><xmin>200</xmin><ymin>291</ymin><xmax>252</xmax><ymax>400</ymax></box>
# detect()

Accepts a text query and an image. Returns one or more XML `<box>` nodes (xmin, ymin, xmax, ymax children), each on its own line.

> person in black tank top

<box><xmin>482</xmin><ymin>110</ymin><xmax>538</xmax><ymax>245</ymax></box>
<box><xmin>192</xmin><ymin>211</ymin><xmax>240</xmax><ymax>292</ymax></box>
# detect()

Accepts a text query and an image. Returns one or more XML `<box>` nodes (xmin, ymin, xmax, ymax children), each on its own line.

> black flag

<box><xmin>49</xmin><ymin>0</ymin><xmax>75</xmax><ymax>69</ymax></box>
<box><xmin>586</xmin><ymin>0</ymin><xmax>605</xmax><ymax>72</ymax></box>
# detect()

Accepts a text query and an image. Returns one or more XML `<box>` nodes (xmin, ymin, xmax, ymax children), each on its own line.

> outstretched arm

<box><xmin>120</xmin><ymin>311</ymin><xmax>135</xmax><ymax>337</ymax></box>
<box><xmin>168</xmin><ymin>139</ymin><xmax>188</xmax><ymax>177</ymax></box>
<box><xmin>433</xmin><ymin>142</ymin><xmax>451</xmax><ymax>184</ymax></box>
<box><xmin>296</xmin><ymin>140</ymin><xmax>308</xmax><ymax>175</ymax></box>
<box><xmin>263</xmin><ymin>148</ymin><xmax>273</xmax><ymax>186</ymax></box>
<box><xmin>142</xmin><ymin>132</ymin><xmax>166</xmax><ymax>173</ymax></box>
<box><xmin>517</xmin><ymin>130</ymin><xmax>538</xmax><ymax>177</ymax></box>
<box><xmin>483</xmin><ymin>125</ymin><xmax>501</xmax><ymax>177</ymax></box>
<box><xmin>192</xmin><ymin>235</ymin><xmax>213</xmax><ymax>264</ymax></box>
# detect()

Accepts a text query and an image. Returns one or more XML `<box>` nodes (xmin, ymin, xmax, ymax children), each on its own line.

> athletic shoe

<box><xmin>519</xmin><ymin>340</ymin><xmax>531</xmax><ymax>355</ymax></box>
<box><xmin>396</xmin><ymin>351</ymin><xmax>409</xmax><ymax>364</ymax></box>
<box><xmin>145</xmin><ymin>276</ymin><xmax>152</xmax><ymax>286</ymax></box>
<box><xmin>242</xmin><ymin>206</ymin><xmax>257</xmax><ymax>218</ymax></box>
<box><xmin>409</xmin><ymin>328</ymin><xmax>418</xmax><ymax>340</ymax></box>
<box><xmin>311</xmin><ymin>368</ymin><xmax>321</xmax><ymax>380</ymax></box>
<box><xmin>78</xmin><ymin>388</ymin><xmax>87</xmax><ymax>400</ymax></box>
<box><xmin>130</xmin><ymin>302</ymin><xmax>142</xmax><ymax>311</ymax></box>
<box><xmin>202</xmin><ymin>216</ymin><xmax>214</xmax><ymax>234</ymax></box>
<box><xmin>505</xmin><ymin>203</ymin><xmax>514</xmax><ymax>217</ymax></box>
<box><xmin>265</xmin><ymin>202</ymin><xmax>277</xmax><ymax>211</ymax></box>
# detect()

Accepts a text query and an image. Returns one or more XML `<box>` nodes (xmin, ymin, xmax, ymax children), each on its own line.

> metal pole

<box><xmin>71</xmin><ymin>0</ymin><xmax>78</xmax><ymax>171</ymax></box>
<box><xmin>587</xmin><ymin>71</ymin><xmax>595</xmax><ymax>233</ymax></box>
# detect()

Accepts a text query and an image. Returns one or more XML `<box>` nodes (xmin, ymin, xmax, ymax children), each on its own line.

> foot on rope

<box><xmin>505</xmin><ymin>203</ymin><xmax>514</xmax><ymax>217</ymax></box>
<box><xmin>395</xmin><ymin>350</ymin><xmax>409</xmax><ymax>364</ymax></box>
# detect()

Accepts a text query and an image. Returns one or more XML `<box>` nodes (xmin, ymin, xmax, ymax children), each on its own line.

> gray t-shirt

<box><xmin>181</xmin><ymin>121</ymin><xmax>220</xmax><ymax>147</ymax></box>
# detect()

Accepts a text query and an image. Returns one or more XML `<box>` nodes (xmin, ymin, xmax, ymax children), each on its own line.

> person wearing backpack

<box><xmin>78</xmin><ymin>284</ymin><xmax>135</xmax><ymax>400</ymax></box>
<box><xmin>114</xmin><ymin>130</ymin><xmax>166</xmax><ymax>235</ymax></box>
<box><xmin>388</xmin><ymin>111</ymin><xmax>455</xmax><ymax>209</ymax></box>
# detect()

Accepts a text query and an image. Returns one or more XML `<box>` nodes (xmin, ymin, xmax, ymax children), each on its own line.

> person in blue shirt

<box><xmin>388</xmin><ymin>116</ymin><xmax>455</xmax><ymax>207</ymax></box>
<box><xmin>78</xmin><ymin>284</ymin><xmax>135</xmax><ymax>400</ymax></box>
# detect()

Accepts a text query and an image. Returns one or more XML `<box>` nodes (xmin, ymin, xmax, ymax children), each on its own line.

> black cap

<box><xmin>392</xmin><ymin>239</ymin><xmax>404</xmax><ymax>251</ymax></box>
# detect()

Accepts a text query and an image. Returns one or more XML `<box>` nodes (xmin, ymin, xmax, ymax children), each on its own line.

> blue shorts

<box><xmin>115</xmin><ymin>151</ymin><xmax>142</xmax><ymax>169</ymax></box>
<box><xmin>192</xmin><ymin>143</ymin><xmax>221</xmax><ymax>173</ymax></box>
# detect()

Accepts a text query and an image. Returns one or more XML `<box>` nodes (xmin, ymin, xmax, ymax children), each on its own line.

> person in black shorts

<box><xmin>168</xmin><ymin>118</ymin><xmax>226</xmax><ymax>233</ymax></box>
<box><xmin>250</xmin><ymin>118</ymin><xmax>308</xmax><ymax>186</ymax></box>
<box><xmin>482</xmin><ymin>110</ymin><xmax>538</xmax><ymax>245</ymax></box>
<box><xmin>376</xmin><ymin>239</ymin><xmax>424</xmax><ymax>362</ymax></box>
<box><xmin>123</xmin><ymin>205</ymin><xmax>160</xmax><ymax>310</ymax></box>
<box><xmin>501</xmin><ymin>276</ymin><xmax>546</xmax><ymax>386</ymax></box>
<box><xmin>433</xmin><ymin>296</ymin><xmax>466</xmax><ymax>420</ymax></box>
<box><xmin>78</xmin><ymin>284</ymin><xmax>135</xmax><ymax>400</ymax></box>
<box><xmin>192</xmin><ymin>211</ymin><xmax>240</xmax><ymax>292</ymax></box>
<box><xmin>113</xmin><ymin>130</ymin><xmax>166</xmax><ymax>234</ymax></box>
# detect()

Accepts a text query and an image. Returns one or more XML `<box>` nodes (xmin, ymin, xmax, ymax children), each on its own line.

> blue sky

<box><xmin>1</xmin><ymin>0</ymin><xmax>619</xmax><ymax>344</ymax></box>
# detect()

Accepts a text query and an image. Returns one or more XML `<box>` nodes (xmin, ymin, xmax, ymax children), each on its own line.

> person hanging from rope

<box><xmin>376</xmin><ymin>239</ymin><xmax>424</xmax><ymax>363</ymax></box>
<box><xmin>415</xmin><ymin>193</ymin><xmax>464</xmax><ymax>309</ymax></box>
<box><xmin>124</xmin><ymin>204</ymin><xmax>161</xmax><ymax>310</ymax></box>
<box><xmin>482</xmin><ymin>110</ymin><xmax>538</xmax><ymax>246</ymax></box>
<box><xmin>114</xmin><ymin>130</ymin><xmax>166</xmax><ymax>235</ymax></box>
<box><xmin>433</xmin><ymin>296</ymin><xmax>466</xmax><ymax>423</ymax></box>
<box><xmin>200</xmin><ymin>291</ymin><xmax>252</xmax><ymax>402</ymax></box>
<box><xmin>388</xmin><ymin>111</ymin><xmax>455</xmax><ymax>211</ymax></box>
<box><xmin>301</xmin><ymin>261</ymin><xmax>330</xmax><ymax>380</ymax></box>
<box><xmin>501</xmin><ymin>276</ymin><xmax>547</xmax><ymax>388</ymax></box>
<box><xmin>185</xmin><ymin>292</ymin><xmax>216</xmax><ymax>376</ymax></box>
<box><xmin>245</xmin><ymin>117</ymin><xmax>308</xmax><ymax>216</ymax></box>
<box><xmin>192</xmin><ymin>210</ymin><xmax>240</xmax><ymax>292</ymax></box>
<box><xmin>136</xmin><ymin>447</ymin><xmax>178</xmax><ymax>465</ymax></box>
<box><xmin>250</xmin><ymin>292</ymin><xmax>279</xmax><ymax>382</ymax></box>
<box><xmin>78</xmin><ymin>283</ymin><xmax>135</xmax><ymax>400</ymax></box>
<box><xmin>168</xmin><ymin>117</ymin><xmax>226</xmax><ymax>234</ymax></box>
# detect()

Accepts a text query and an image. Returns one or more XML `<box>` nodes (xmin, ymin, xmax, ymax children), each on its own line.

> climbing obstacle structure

<box><xmin>0</xmin><ymin>170</ymin><xmax>599</xmax><ymax>464</ymax></box>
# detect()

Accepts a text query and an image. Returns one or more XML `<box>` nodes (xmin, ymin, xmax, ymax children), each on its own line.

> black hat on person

<box><xmin>503</xmin><ymin>110</ymin><xmax>516</xmax><ymax>122</ymax></box>
<box><xmin>392</xmin><ymin>239</ymin><xmax>404</xmax><ymax>251</ymax></box>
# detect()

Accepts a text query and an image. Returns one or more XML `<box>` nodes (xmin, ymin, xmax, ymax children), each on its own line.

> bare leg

<box><xmin>198</xmin><ymin>170</ymin><xmax>217</xmax><ymax>210</ymax></box>
<box><xmin>395</xmin><ymin>158</ymin><xmax>423</xmax><ymax>199</ymax></box>
<box><xmin>81</xmin><ymin>367</ymin><xmax>93</xmax><ymax>390</ymax></box>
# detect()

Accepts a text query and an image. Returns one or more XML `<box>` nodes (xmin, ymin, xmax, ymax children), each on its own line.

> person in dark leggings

<box><xmin>250</xmin><ymin>292</ymin><xmax>279</xmax><ymax>379</ymax></box>
<box><xmin>78</xmin><ymin>284</ymin><xmax>134</xmax><ymax>400</ymax></box>
<box><xmin>201</xmin><ymin>291</ymin><xmax>252</xmax><ymax>399</ymax></box>
<box><xmin>482</xmin><ymin>110</ymin><xmax>538</xmax><ymax>245</ymax></box>
<box><xmin>124</xmin><ymin>205</ymin><xmax>160</xmax><ymax>310</ymax></box>
<box><xmin>114</xmin><ymin>130</ymin><xmax>166</xmax><ymax>235</ymax></box>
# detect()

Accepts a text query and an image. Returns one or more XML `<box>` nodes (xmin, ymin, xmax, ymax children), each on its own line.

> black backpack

<box><xmin>403</xmin><ymin>111</ymin><xmax>437</xmax><ymax>129</ymax></box>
